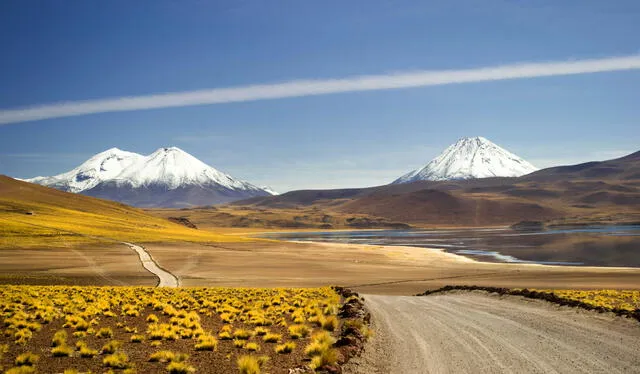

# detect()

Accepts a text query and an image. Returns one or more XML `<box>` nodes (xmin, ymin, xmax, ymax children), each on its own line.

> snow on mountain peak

<box><xmin>393</xmin><ymin>136</ymin><xmax>538</xmax><ymax>184</ymax></box>
<box><xmin>260</xmin><ymin>186</ymin><xmax>280</xmax><ymax>196</ymax></box>
<box><xmin>26</xmin><ymin>146</ymin><xmax>268</xmax><ymax>194</ymax></box>
<box><xmin>114</xmin><ymin>146</ymin><xmax>258</xmax><ymax>190</ymax></box>
<box><xmin>26</xmin><ymin>148</ymin><xmax>143</xmax><ymax>193</ymax></box>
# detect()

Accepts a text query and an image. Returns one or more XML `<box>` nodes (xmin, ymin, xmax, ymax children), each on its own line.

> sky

<box><xmin>0</xmin><ymin>1</ymin><xmax>639</xmax><ymax>193</ymax></box>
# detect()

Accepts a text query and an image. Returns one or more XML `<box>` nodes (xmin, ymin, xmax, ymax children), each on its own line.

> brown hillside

<box><xmin>224</xmin><ymin>150</ymin><xmax>640</xmax><ymax>227</ymax></box>
<box><xmin>338</xmin><ymin>189</ymin><xmax>560</xmax><ymax>225</ymax></box>
<box><xmin>0</xmin><ymin>175</ymin><xmax>237</xmax><ymax>248</ymax></box>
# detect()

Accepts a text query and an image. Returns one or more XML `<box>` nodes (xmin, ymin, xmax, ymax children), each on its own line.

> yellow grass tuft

<box><xmin>79</xmin><ymin>344</ymin><xmax>98</xmax><ymax>358</ymax></box>
<box><xmin>167</xmin><ymin>361</ymin><xmax>196</xmax><ymax>374</ymax></box>
<box><xmin>288</xmin><ymin>324</ymin><xmax>310</xmax><ymax>339</ymax></box>
<box><xmin>130</xmin><ymin>334</ymin><xmax>144</xmax><ymax>343</ymax></box>
<box><xmin>304</xmin><ymin>341</ymin><xmax>327</xmax><ymax>357</ymax></box>
<box><xmin>253</xmin><ymin>327</ymin><xmax>269</xmax><ymax>336</ymax></box>
<box><xmin>233</xmin><ymin>339</ymin><xmax>246</xmax><ymax>348</ymax></box>
<box><xmin>14</xmin><ymin>352</ymin><xmax>39</xmax><ymax>367</ymax></box>
<box><xmin>262</xmin><ymin>333</ymin><xmax>281</xmax><ymax>343</ymax></box>
<box><xmin>100</xmin><ymin>340</ymin><xmax>122</xmax><ymax>355</ymax></box>
<box><xmin>321</xmin><ymin>315</ymin><xmax>339</xmax><ymax>331</ymax></box>
<box><xmin>51</xmin><ymin>344</ymin><xmax>74</xmax><ymax>357</ymax></box>
<box><xmin>103</xmin><ymin>352</ymin><xmax>130</xmax><ymax>369</ymax></box>
<box><xmin>96</xmin><ymin>327</ymin><xmax>114</xmax><ymax>338</ymax></box>
<box><xmin>149</xmin><ymin>350</ymin><xmax>175</xmax><ymax>363</ymax></box>
<box><xmin>310</xmin><ymin>347</ymin><xmax>339</xmax><ymax>371</ymax></box>
<box><xmin>51</xmin><ymin>329</ymin><xmax>67</xmax><ymax>347</ymax></box>
<box><xmin>275</xmin><ymin>342</ymin><xmax>296</xmax><ymax>354</ymax></box>
<box><xmin>237</xmin><ymin>355</ymin><xmax>261</xmax><ymax>374</ymax></box>
<box><xmin>194</xmin><ymin>335</ymin><xmax>218</xmax><ymax>351</ymax></box>
<box><xmin>233</xmin><ymin>329</ymin><xmax>253</xmax><ymax>340</ymax></box>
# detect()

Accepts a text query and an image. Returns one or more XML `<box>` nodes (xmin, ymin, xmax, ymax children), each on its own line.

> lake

<box><xmin>261</xmin><ymin>225</ymin><xmax>640</xmax><ymax>267</ymax></box>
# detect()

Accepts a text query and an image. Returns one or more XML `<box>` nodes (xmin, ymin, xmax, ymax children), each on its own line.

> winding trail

<box><xmin>123</xmin><ymin>242</ymin><xmax>179</xmax><ymax>287</ymax></box>
<box><xmin>7</xmin><ymin>217</ymin><xmax>180</xmax><ymax>287</ymax></box>
<box><xmin>345</xmin><ymin>292</ymin><xmax>640</xmax><ymax>374</ymax></box>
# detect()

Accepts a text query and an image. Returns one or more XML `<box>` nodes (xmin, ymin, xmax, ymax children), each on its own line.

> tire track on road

<box><xmin>346</xmin><ymin>293</ymin><xmax>640</xmax><ymax>374</ymax></box>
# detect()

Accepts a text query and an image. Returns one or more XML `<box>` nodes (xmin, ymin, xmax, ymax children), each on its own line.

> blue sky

<box><xmin>1</xmin><ymin>1</ymin><xmax>639</xmax><ymax>192</ymax></box>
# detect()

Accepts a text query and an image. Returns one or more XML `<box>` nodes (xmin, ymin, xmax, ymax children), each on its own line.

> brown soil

<box><xmin>142</xmin><ymin>241</ymin><xmax>640</xmax><ymax>295</ymax></box>
<box><xmin>0</xmin><ymin>244</ymin><xmax>156</xmax><ymax>286</ymax></box>
<box><xmin>2</xmin><ymin>240</ymin><xmax>639</xmax><ymax>294</ymax></box>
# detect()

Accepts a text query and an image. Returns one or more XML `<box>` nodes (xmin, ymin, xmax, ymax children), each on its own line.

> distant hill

<box><xmin>231</xmin><ymin>150</ymin><xmax>640</xmax><ymax>226</ymax></box>
<box><xmin>524</xmin><ymin>150</ymin><xmax>640</xmax><ymax>181</ymax></box>
<box><xmin>0</xmin><ymin>175</ymin><xmax>237</xmax><ymax>248</ymax></box>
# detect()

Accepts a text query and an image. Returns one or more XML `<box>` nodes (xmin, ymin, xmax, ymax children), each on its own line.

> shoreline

<box><xmin>246</xmin><ymin>224</ymin><xmax>640</xmax><ymax>271</ymax></box>
<box><xmin>286</xmin><ymin>239</ymin><xmax>640</xmax><ymax>272</ymax></box>
<box><xmin>288</xmin><ymin>240</ymin><xmax>479</xmax><ymax>264</ymax></box>
<box><xmin>2</xmin><ymin>239</ymin><xmax>640</xmax><ymax>292</ymax></box>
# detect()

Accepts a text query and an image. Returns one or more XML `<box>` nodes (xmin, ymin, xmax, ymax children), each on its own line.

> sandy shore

<box><xmin>143</xmin><ymin>240</ymin><xmax>640</xmax><ymax>294</ymax></box>
<box><xmin>1</xmin><ymin>239</ymin><xmax>639</xmax><ymax>292</ymax></box>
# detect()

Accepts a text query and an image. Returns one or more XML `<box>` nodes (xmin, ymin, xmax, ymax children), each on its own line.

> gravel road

<box><xmin>344</xmin><ymin>292</ymin><xmax>640</xmax><ymax>374</ymax></box>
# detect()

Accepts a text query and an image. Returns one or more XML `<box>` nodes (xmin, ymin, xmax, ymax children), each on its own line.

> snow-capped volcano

<box><xmin>26</xmin><ymin>147</ymin><xmax>274</xmax><ymax>207</ymax></box>
<box><xmin>26</xmin><ymin>148</ymin><xmax>143</xmax><ymax>193</ymax></box>
<box><xmin>112</xmin><ymin>147</ymin><xmax>264</xmax><ymax>192</ymax></box>
<box><xmin>393</xmin><ymin>137</ymin><xmax>538</xmax><ymax>184</ymax></box>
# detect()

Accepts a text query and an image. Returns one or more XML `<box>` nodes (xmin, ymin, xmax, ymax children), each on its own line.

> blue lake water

<box><xmin>261</xmin><ymin>225</ymin><xmax>640</xmax><ymax>267</ymax></box>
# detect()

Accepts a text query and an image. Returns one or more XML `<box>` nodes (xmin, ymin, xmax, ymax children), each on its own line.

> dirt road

<box><xmin>345</xmin><ymin>292</ymin><xmax>640</xmax><ymax>374</ymax></box>
<box><xmin>123</xmin><ymin>242</ymin><xmax>179</xmax><ymax>287</ymax></box>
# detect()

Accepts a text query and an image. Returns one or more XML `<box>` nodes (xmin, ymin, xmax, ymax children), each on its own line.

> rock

<box><xmin>511</xmin><ymin>220</ymin><xmax>545</xmax><ymax>231</ymax></box>
<box><xmin>338</xmin><ymin>304</ymin><xmax>365</xmax><ymax>319</ymax></box>
<box><xmin>336</xmin><ymin>335</ymin><xmax>359</xmax><ymax>347</ymax></box>
<box><xmin>317</xmin><ymin>364</ymin><xmax>341</xmax><ymax>374</ymax></box>
<box><xmin>167</xmin><ymin>216</ymin><xmax>197</xmax><ymax>229</ymax></box>
<box><xmin>289</xmin><ymin>367</ymin><xmax>312</xmax><ymax>374</ymax></box>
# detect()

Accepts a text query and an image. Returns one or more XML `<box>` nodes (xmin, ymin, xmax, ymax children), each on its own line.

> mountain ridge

<box><xmin>229</xmin><ymin>149</ymin><xmax>640</xmax><ymax>226</ymax></box>
<box><xmin>393</xmin><ymin>136</ymin><xmax>538</xmax><ymax>183</ymax></box>
<box><xmin>25</xmin><ymin>146</ymin><xmax>274</xmax><ymax>208</ymax></box>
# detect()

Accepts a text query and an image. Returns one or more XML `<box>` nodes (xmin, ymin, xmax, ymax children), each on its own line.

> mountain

<box><xmin>26</xmin><ymin>148</ymin><xmax>143</xmax><ymax>193</ymax></box>
<box><xmin>393</xmin><ymin>136</ymin><xmax>538</xmax><ymax>184</ymax></box>
<box><xmin>230</xmin><ymin>149</ymin><xmax>640</xmax><ymax>227</ymax></box>
<box><xmin>25</xmin><ymin>147</ymin><xmax>274</xmax><ymax>208</ymax></box>
<box><xmin>260</xmin><ymin>186</ymin><xmax>280</xmax><ymax>196</ymax></box>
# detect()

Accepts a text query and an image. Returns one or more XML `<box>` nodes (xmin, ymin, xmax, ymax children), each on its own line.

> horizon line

<box><xmin>1</xmin><ymin>54</ymin><xmax>640</xmax><ymax>126</ymax></box>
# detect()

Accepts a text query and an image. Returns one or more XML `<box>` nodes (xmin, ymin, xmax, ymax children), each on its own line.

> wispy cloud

<box><xmin>2</xmin><ymin>54</ymin><xmax>640</xmax><ymax>126</ymax></box>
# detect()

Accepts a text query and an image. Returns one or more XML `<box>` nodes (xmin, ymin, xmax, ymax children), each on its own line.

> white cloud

<box><xmin>1</xmin><ymin>55</ymin><xmax>640</xmax><ymax>125</ymax></box>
